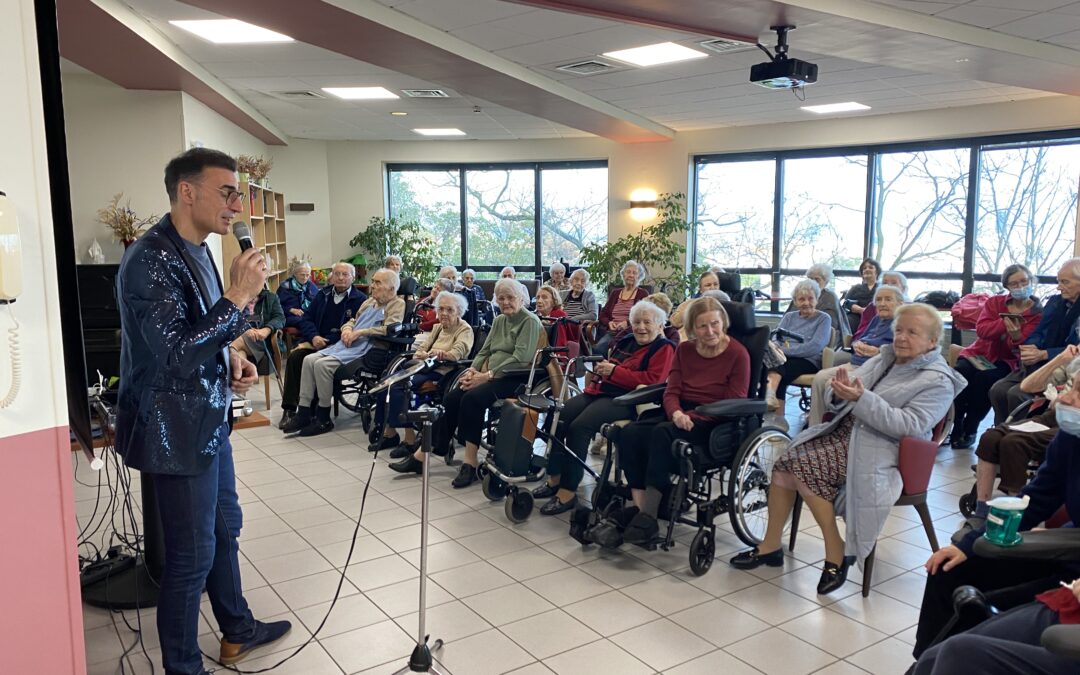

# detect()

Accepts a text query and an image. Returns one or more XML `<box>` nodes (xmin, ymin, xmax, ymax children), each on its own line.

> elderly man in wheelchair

<box><xmin>280</xmin><ymin>268</ymin><xmax>404</xmax><ymax>437</ymax></box>
<box><xmin>576</xmin><ymin>297</ymin><xmax>793</xmax><ymax>574</ymax></box>
<box><xmin>908</xmin><ymin>377</ymin><xmax>1080</xmax><ymax>673</ymax></box>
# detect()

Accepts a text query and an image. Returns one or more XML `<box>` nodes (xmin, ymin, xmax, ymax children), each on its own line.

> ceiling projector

<box><xmin>750</xmin><ymin>25</ymin><xmax>818</xmax><ymax>89</ymax></box>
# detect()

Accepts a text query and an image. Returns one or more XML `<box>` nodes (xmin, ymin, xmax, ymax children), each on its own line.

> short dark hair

<box><xmin>859</xmin><ymin>257</ymin><xmax>881</xmax><ymax>277</ymax></box>
<box><xmin>164</xmin><ymin>148</ymin><xmax>237</xmax><ymax>202</ymax></box>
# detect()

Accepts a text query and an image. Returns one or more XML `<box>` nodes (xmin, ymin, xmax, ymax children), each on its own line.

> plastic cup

<box><xmin>984</xmin><ymin>495</ymin><xmax>1029</xmax><ymax>547</ymax></box>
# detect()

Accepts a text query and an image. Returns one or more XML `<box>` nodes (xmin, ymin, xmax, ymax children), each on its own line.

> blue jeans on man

<box><xmin>150</xmin><ymin>427</ymin><xmax>256</xmax><ymax>674</ymax></box>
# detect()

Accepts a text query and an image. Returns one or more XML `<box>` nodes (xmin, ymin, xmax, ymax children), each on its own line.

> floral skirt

<box><xmin>773</xmin><ymin>415</ymin><xmax>854</xmax><ymax>502</ymax></box>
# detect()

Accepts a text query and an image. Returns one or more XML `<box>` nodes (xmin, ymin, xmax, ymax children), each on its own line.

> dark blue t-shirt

<box><xmin>182</xmin><ymin>239</ymin><xmax>231</xmax><ymax>413</ymax></box>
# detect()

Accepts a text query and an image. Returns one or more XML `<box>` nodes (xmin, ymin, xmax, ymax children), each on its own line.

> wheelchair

<box><xmin>571</xmin><ymin>301</ymin><xmax>794</xmax><ymax>575</ymax></box>
<box><xmin>957</xmin><ymin>397</ymin><xmax>1048</xmax><ymax>518</ymax></box>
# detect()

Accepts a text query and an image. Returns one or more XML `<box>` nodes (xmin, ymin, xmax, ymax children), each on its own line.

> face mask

<box><xmin>1010</xmin><ymin>286</ymin><xmax>1033</xmax><ymax>300</ymax></box>
<box><xmin>1055</xmin><ymin>402</ymin><xmax>1080</xmax><ymax>437</ymax></box>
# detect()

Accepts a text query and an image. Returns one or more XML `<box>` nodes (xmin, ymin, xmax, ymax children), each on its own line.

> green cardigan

<box><xmin>474</xmin><ymin>309</ymin><xmax>542</xmax><ymax>376</ymax></box>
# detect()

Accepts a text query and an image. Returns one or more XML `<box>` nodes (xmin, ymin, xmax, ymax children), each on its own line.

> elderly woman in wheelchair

<box><xmin>530</xmin><ymin>300</ymin><xmax>675</xmax><ymax>516</ymax></box>
<box><xmin>731</xmin><ymin>303</ymin><xmax>965</xmax><ymax>595</ymax></box>
<box><xmin>370</xmin><ymin>290</ymin><xmax>474</xmax><ymax>460</ymax></box>
<box><xmin>911</xmin><ymin>374</ymin><xmax>1080</xmax><ymax>666</ymax></box>
<box><xmin>616</xmin><ymin>296</ymin><xmax>751</xmax><ymax>544</ymax></box>
<box><xmin>423</xmin><ymin>278</ymin><xmax>542</xmax><ymax>489</ymax></box>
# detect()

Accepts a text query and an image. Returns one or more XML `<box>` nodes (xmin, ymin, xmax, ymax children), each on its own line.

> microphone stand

<box><xmin>394</xmin><ymin>405</ymin><xmax>446</xmax><ymax>674</ymax></box>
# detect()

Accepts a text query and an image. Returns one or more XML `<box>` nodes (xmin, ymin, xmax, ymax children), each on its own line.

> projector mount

<box><xmin>756</xmin><ymin>24</ymin><xmax>795</xmax><ymax>63</ymax></box>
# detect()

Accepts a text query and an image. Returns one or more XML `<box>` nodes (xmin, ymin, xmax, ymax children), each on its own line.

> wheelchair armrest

<box><xmin>500</xmin><ymin>366</ymin><xmax>544</xmax><ymax>379</ymax></box>
<box><xmin>441</xmin><ymin>359</ymin><xmax>472</xmax><ymax>369</ymax></box>
<box><xmin>1041</xmin><ymin>625</ymin><xmax>1080</xmax><ymax>661</ymax></box>
<box><xmin>972</xmin><ymin>529</ymin><xmax>1080</xmax><ymax>562</ymax></box>
<box><xmin>612</xmin><ymin>383</ymin><xmax>667</xmax><ymax>407</ymax></box>
<box><xmin>694</xmin><ymin>398</ymin><xmax>767</xmax><ymax>417</ymax></box>
<box><xmin>370</xmin><ymin>335</ymin><xmax>416</xmax><ymax>346</ymax></box>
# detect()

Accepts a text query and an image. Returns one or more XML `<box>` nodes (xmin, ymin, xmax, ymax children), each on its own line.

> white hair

<box><xmin>620</xmin><ymin>259</ymin><xmax>645</xmax><ymax>283</ymax></box>
<box><xmin>893</xmin><ymin>302</ymin><xmax>943</xmax><ymax>346</ymax></box>
<box><xmin>874</xmin><ymin>284</ymin><xmax>905</xmax><ymax>303</ymax></box>
<box><xmin>1061</xmin><ymin>257</ymin><xmax>1080</xmax><ymax>281</ymax></box>
<box><xmin>702</xmin><ymin>289</ymin><xmax>730</xmax><ymax>302</ymax></box>
<box><xmin>549</xmin><ymin>262</ymin><xmax>566</xmax><ymax>276</ymax></box>
<box><xmin>438</xmin><ymin>265</ymin><xmax>458</xmax><ymax>279</ymax></box>
<box><xmin>570</xmin><ymin>268</ymin><xmax>590</xmax><ymax>282</ymax></box>
<box><xmin>630</xmin><ymin>299</ymin><xmax>667</xmax><ymax>325</ymax></box>
<box><xmin>793</xmin><ymin>278</ymin><xmax>821</xmax><ymax>300</ymax></box>
<box><xmin>462</xmin><ymin>268</ymin><xmax>476</xmax><ymax>277</ymax></box>
<box><xmin>384</xmin><ymin>254</ymin><xmax>402</xmax><ymax>267</ymax></box>
<box><xmin>493</xmin><ymin>277</ymin><xmax>522</xmax><ymax>300</ymax></box>
<box><xmin>332</xmin><ymin>261</ymin><xmax>355</xmax><ymax>278</ymax></box>
<box><xmin>881</xmin><ymin>270</ymin><xmax>909</xmax><ymax>295</ymax></box>
<box><xmin>806</xmin><ymin>263</ymin><xmax>833</xmax><ymax>287</ymax></box>
<box><xmin>500</xmin><ymin>266</ymin><xmax>516</xmax><ymax>278</ymax></box>
<box><xmin>435</xmin><ymin>290</ymin><xmax>467</xmax><ymax>316</ymax></box>
<box><xmin>375</xmin><ymin>267</ymin><xmax>400</xmax><ymax>293</ymax></box>
<box><xmin>433</xmin><ymin>278</ymin><xmax>454</xmax><ymax>293</ymax></box>
<box><xmin>289</xmin><ymin>260</ymin><xmax>312</xmax><ymax>276</ymax></box>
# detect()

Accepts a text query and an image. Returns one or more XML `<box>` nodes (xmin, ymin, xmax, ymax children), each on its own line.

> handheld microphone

<box><xmin>232</xmin><ymin>221</ymin><xmax>253</xmax><ymax>251</ymax></box>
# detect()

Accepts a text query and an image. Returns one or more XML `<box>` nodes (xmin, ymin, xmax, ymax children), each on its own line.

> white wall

<box><xmin>326</xmin><ymin>94</ymin><xmax>1080</xmax><ymax>263</ymax></box>
<box><xmin>268</xmin><ymin>139</ymin><xmax>333</xmax><ymax>267</ymax></box>
<box><xmin>62</xmin><ymin>72</ymin><xmax>183</xmax><ymax>264</ymax></box>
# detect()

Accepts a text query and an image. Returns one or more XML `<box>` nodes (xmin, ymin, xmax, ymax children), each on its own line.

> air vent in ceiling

<box><xmin>270</xmin><ymin>90</ymin><xmax>326</xmax><ymax>100</ymax></box>
<box><xmin>697</xmin><ymin>37</ymin><xmax>755</xmax><ymax>54</ymax></box>
<box><xmin>555</xmin><ymin>59</ymin><xmax>618</xmax><ymax>76</ymax></box>
<box><xmin>401</xmin><ymin>89</ymin><xmax>449</xmax><ymax>98</ymax></box>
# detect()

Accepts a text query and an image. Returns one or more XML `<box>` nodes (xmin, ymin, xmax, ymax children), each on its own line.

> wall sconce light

<box><xmin>629</xmin><ymin>188</ymin><xmax>658</xmax><ymax>221</ymax></box>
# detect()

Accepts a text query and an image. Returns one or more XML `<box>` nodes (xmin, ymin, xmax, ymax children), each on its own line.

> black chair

<box><xmin>596</xmin><ymin>300</ymin><xmax>792</xmax><ymax>574</ymax></box>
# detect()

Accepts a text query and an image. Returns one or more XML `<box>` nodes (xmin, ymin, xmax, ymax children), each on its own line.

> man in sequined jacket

<box><xmin>116</xmin><ymin>148</ymin><xmax>290</xmax><ymax>674</ymax></box>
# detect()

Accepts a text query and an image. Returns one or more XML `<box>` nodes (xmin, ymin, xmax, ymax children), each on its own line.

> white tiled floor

<box><xmin>76</xmin><ymin>392</ymin><xmax>987</xmax><ymax>674</ymax></box>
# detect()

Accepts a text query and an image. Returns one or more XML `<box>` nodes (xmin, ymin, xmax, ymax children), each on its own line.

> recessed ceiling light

<box><xmin>322</xmin><ymin>87</ymin><xmax>399</xmax><ymax>100</ymax></box>
<box><xmin>801</xmin><ymin>101</ymin><xmax>871</xmax><ymax>114</ymax></box>
<box><xmin>169</xmin><ymin>19</ymin><xmax>293</xmax><ymax>44</ymax></box>
<box><xmin>412</xmin><ymin>128</ymin><xmax>466</xmax><ymax>136</ymax></box>
<box><xmin>602</xmin><ymin>42</ymin><xmax>707</xmax><ymax>67</ymax></box>
<box><xmin>390</xmin><ymin>111</ymin><xmax>409</xmax><ymax>116</ymax></box>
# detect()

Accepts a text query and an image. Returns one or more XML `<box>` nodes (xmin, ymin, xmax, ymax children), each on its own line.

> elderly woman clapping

<box><xmin>765</xmin><ymin>279</ymin><xmax>833</xmax><ymax>410</ymax></box>
<box><xmin>532</xmin><ymin>300</ymin><xmax>676</xmax><ymax>515</ymax></box>
<box><xmin>731</xmin><ymin>303</ymin><xmax>965</xmax><ymax>595</ymax></box>
<box><xmin>382</xmin><ymin>291</ymin><xmax>475</xmax><ymax>465</ymax></box>
<box><xmin>429</xmin><ymin>279</ymin><xmax>542</xmax><ymax>488</ymax></box>
<box><xmin>594</xmin><ymin>259</ymin><xmax>649</xmax><ymax>356</ymax></box>
<box><xmin>276</xmin><ymin>259</ymin><xmax>320</xmax><ymax>328</ymax></box>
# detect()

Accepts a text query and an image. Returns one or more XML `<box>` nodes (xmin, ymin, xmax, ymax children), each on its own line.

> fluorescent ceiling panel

<box><xmin>602</xmin><ymin>42</ymin><xmax>707</xmax><ymax>67</ymax></box>
<box><xmin>412</xmin><ymin>128</ymin><xmax>466</xmax><ymax>136</ymax></box>
<box><xmin>801</xmin><ymin>102</ymin><xmax>872</xmax><ymax>114</ymax></box>
<box><xmin>169</xmin><ymin>19</ymin><xmax>293</xmax><ymax>44</ymax></box>
<box><xmin>322</xmin><ymin>86</ymin><xmax>399</xmax><ymax>99</ymax></box>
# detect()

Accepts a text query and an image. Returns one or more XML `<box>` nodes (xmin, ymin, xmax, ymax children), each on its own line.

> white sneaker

<box><xmin>765</xmin><ymin>393</ymin><xmax>781</xmax><ymax>411</ymax></box>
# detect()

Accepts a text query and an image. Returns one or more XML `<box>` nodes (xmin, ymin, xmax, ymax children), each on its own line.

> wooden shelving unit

<box><xmin>222</xmin><ymin>178</ymin><xmax>289</xmax><ymax>291</ymax></box>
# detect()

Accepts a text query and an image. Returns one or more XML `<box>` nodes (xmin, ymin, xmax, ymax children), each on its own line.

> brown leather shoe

<box><xmin>219</xmin><ymin>619</ymin><xmax>292</xmax><ymax>665</ymax></box>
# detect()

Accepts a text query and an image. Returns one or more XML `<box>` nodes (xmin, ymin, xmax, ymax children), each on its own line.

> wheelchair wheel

<box><xmin>688</xmin><ymin>528</ymin><xmax>715</xmax><ymax>576</ymax></box>
<box><xmin>337</xmin><ymin>377</ymin><xmax>371</xmax><ymax>414</ymax></box>
<box><xmin>505</xmin><ymin>487</ymin><xmax>534</xmax><ymax>523</ymax></box>
<box><xmin>728</xmin><ymin>427</ymin><xmax>791</xmax><ymax>547</ymax></box>
<box><xmin>797</xmin><ymin>391</ymin><xmax>811</xmax><ymax>412</ymax></box>
<box><xmin>482</xmin><ymin>472</ymin><xmax>508</xmax><ymax>502</ymax></box>
<box><xmin>959</xmin><ymin>489</ymin><xmax>977</xmax><ymax>519</ymax></box>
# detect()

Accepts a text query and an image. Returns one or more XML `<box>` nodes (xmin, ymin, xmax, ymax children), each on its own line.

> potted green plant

<box><xmin>349</xmin><ymin>216</ymin><xmax>443</xmax><ymax>286</ymax></box>
<box><xmin>578</xmin><ymin>192</ymin><xmax>699</xmax><ymax>302</ymax></box>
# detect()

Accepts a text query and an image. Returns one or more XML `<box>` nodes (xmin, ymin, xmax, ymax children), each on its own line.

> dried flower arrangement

<box><xmin>236</xmin><ymin>154</ymin><xmax>273</xmax><ymax>183</ymax></box>
<box><xmin>97</xmin><ymin>193</ymin><xmax>157</xmax><ymax>245</ymax></box>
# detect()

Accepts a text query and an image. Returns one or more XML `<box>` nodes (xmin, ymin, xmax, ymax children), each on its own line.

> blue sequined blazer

<box><xmin>115</xmin><ymin>215</ymin><xmax>246</xmax><ymax>476</ymax></box>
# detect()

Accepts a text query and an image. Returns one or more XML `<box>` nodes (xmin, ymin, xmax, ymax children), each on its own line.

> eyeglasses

<box><xmin>1005</xmin><ymin>278</ymin><xmax>1032</xmax><ymax>289</ymax></box>
<box><xmin>199</xmin><ymin>183</ymin><xmax>245</xmax><ymax>205</ymax></box>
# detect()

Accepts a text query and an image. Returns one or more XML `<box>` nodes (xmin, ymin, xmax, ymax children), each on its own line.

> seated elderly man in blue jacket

<box><xmin>278</xmin><ymin>262</ymin><xmax>365</xmax><ymax>429</ymax></box>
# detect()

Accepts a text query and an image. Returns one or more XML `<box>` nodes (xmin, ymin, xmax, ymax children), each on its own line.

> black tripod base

<box><xmin>396</xmin><ymin>636</ymin><xmax>444</xmax><ymax>674</ymax></box>
<box><xmin>82</xmin><ymin>556</ymin><xmax>160</xmax><ymax>610</ymax></box>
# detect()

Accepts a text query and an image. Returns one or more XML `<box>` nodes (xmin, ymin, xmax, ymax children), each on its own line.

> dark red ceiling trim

<box><xmin>57</xmin><ymin>0</ymin><xmax>286</xmax><ymax>145</ymax></box>
<box><xmin>177</xmin><ymin>0</ymin><xmax>672</xmax><ymax>143</ymax></box>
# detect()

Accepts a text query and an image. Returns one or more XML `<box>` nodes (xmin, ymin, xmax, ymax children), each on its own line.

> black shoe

<box><xmin>451</xmin><ymin>464</ymin><xmax>478</xmax><ymax>489</ymax></box>
<box><xmin>951</xmin><ymin>433</ymin><xmax>976</xmax><ymax>449</ymax></box>
<box><xmin>532</xmin><ymin>483</ymin><xmax>558</xmax><ymax>499</ymax></box>
<box><xmin>298</xmin><ymin>419</ymin><xmax>334</xmax><ymax>437</ymax></box>
<box><xmin>540</xmin><ymin>495</ymin><xmax>578</xmax><ymax>516</ymax></box>
<box><xmin>277</xmin><ymin>410</ymin><xmax>295</xmax><ymax>430</ymax></box>
<box><xmin>369</xmin><ymin>433</ymin><xmax>401</xmax><ymax>453</ymax></box>
<box><xmin>622</xmin><ymin>512</ymin><xmax>659</xmax><ymax>544</ymax></box>
<box><xmin>219</xmin><ymin>619</ymin><xmax>292</xmax><ymax>666</ymax></box>
<box><xmin>281</xmin><ymin>411</ymin><xmax>310</xmax><ymax>434</ymax></box>
<box><xmin>816</xmin><ymin>558</ymin><xmax>851</xmax><ymax>595</ymax></box>
<box><xmin>389</xmin><ymin>442</ymin><xmax>416</xmax><ymax>460</ymax></box>
<box><xmin>730</xmin><ymin>547</ymin><xmax>784</xmax><ymax>570</ymax></box>
<box><xmin>389</xmin><ymin>455</ymin><xmax>423</xmax><ymax>474</ymax></box>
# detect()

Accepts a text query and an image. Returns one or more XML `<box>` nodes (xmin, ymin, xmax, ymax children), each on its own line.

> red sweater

<box><xmin>1037</xmin><ymin>587</ymin><xmax>1080</xmax><ymax>624</ymax></box>
<box><xmin>958</xmin><ymin>294</ymin><xmax>1041</xmax><ymax>370</ymax></box>
<box><xmin>663</xmin><ymin>340</ymin><xmax>750</xmax><ymax>420</ymax></box>
<box><xmin>584</xmin><ymin>335</ymin><xmax>675</xmax><ymax>395</ymax></box>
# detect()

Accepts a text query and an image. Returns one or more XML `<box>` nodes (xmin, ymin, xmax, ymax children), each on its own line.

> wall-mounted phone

<box><xmin>0</xmin><ymin>191</ymin><xmax>23</xmax><ymax>408</ymax></box>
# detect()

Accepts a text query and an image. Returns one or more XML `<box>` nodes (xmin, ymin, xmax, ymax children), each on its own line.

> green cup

<box><xmin>983</xmin><ymin>495</ymin><xmax>1029</xmax><ymax>547</ymax></box>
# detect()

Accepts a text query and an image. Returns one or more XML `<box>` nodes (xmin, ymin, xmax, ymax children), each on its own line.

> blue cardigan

<box><xmin>775</xmin><ymin>309</ymin><xmax>832</xmax><ymax>367</ymax></box>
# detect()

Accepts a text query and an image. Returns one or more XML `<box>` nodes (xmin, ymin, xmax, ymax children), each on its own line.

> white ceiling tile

<box><xmin>473</xmin><ymin>9</ymin><xmax>617</xmax><ymax>40</ymax></box>
<box><xmin>993</xmin><ymin>11</ymin><xmax>1080</xmax><ymax>39</ymax></box>
<box><xmin>389</xmin><ymin>0</ymin><xmax>533</xmax><ymax>32</ymax></box>
<box><xmin>970</xmin><ymin>0</ymin><xmax>1075</xmax><ymax>11</ymax></box>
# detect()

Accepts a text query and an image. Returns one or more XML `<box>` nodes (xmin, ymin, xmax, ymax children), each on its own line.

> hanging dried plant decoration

<box><xmin>97</xmin><ymin>192</ymin><xmax>157</xmax><ymax>243</ymax></box>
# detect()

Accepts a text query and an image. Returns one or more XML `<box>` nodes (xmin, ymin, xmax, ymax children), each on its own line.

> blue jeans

<box><xmin>150</xmin><ymin>428</ymin><xmax>256</xmax><ymax>675</ymax></box>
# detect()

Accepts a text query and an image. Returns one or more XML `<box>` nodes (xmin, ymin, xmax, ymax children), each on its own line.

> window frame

<box><xmin>692</xmin><ymin>128</ymin><xmax>1080</xmax><ymax>311</ymax></box>
<box><xmin>386</xmin><ymin>160</ymin><xmax>608</xmax><ymax>277</ymax></box>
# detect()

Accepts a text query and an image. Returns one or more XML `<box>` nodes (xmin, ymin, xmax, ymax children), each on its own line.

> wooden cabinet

<box><xmin>222</xmin><ymin>178</ymin><xmax>289</xmax><ymax>291</ymax></box>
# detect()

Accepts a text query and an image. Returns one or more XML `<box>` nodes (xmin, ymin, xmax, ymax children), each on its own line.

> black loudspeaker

<box><xmin>289</xmin><ymin>202</ymin><xmax>315</xmax><ymax>212</ymax></box>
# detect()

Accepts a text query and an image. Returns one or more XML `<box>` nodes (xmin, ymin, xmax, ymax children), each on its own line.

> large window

<box><xmin>387</xmin><ymin>161</ymin><xmax>607</xmax><ymax>275</ymax></box>
<box><xmin>693</xmin><ymin>131</ymin><xmax>1080</xmax><ymax>305</ymax></box>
